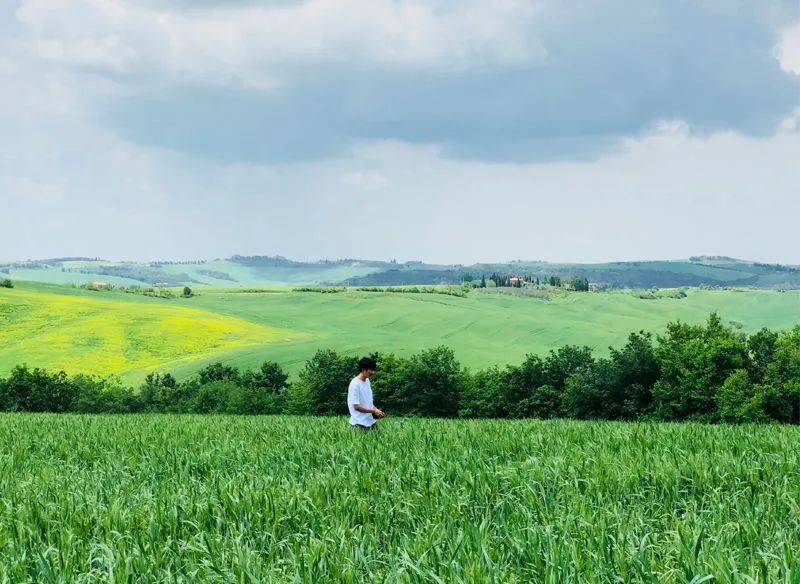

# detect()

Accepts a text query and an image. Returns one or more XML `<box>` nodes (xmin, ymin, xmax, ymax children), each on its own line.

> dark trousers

<box><xmin>352</xmin><ymin>423</ymin><xmax>378</xmax><ymax>431</ymax></box>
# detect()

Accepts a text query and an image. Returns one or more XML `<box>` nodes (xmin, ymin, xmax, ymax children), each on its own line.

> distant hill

<box><xmin>2</xmin><ymin>255</ymin><xmax>799</xmax><ymax>289</ymax></box>
<box><xmin>339</xmin><ymin>257</ymin><xmax>800</xmax><ymax>289</ymax></box>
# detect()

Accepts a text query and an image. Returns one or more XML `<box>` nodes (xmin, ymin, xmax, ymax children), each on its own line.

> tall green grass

<box><xmin>1</xmin><ymin>415</ymin><xmax>799</xmax><ymax>581</ymax></box>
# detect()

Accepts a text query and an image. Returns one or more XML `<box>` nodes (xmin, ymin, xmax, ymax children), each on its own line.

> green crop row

<box><xmin>1</xmin><ymin>414</ymin><xmax>800</xmax><ymax>581</ymax></box>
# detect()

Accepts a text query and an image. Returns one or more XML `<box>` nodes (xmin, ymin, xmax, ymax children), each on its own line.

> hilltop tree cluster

<box><xmin>472</xmin><ymin>273</ymin><xmax>589</xmax><ymax>290</ymax></box>
<box><xmin>1</xmin><ymin>314</ymin><xmax>799</xmax><ymax>423</ymax></box>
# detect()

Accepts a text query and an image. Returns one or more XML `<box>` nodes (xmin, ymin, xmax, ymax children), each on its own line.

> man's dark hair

<box><xmin>358</xmin><ymin>357</ymin><xmax>377</xmax><ymax>372</ymax></box>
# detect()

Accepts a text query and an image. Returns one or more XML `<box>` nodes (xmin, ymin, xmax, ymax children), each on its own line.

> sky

<box><xmin>1</xmin><ymin>0</ymin><xmax>799</xmax><ymax>265</ymax></box>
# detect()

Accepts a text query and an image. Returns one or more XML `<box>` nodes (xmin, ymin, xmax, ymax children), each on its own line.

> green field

<box><xmin>1</xmin><ymin>282</ymin><xmax>799</xmax><ymax>382</ymax></box>
<box><xmin>2</xmin><ymin>414</ymin><xmax>799</xmax><ymax>581</ymax></box>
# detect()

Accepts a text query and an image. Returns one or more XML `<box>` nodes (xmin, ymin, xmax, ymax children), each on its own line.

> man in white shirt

<box><xmin>348</xmin><ymin>357</ymin><xmax>385</xmax><ymax>429</ymax></box>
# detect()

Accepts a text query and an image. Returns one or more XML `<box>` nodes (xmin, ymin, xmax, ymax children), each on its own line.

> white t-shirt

<box><xmin>347</xmin><ymin>376</ymin><xmax>376</xmax><ymax>427</ymax></box>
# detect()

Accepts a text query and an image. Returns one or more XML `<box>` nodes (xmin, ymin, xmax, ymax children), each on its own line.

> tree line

<box><xmin>1</xmin><ymin>314</ymin><xmax>798</xmax><ymax>423</ymax></box>
<box><xmin>471</xmin><ymin>273</ymin><xmax>590</xmax><ymax>291</ymax></box>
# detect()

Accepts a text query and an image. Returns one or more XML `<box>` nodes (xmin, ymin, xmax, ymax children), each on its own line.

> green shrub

<box><xmin>459</xmin><ymin>366</ymin><xmax>508</xmax><ymax>418</ymax></box>
<box><xmin>191</xmin><ymin>381</ymin><xmax>239</xmax><ymax>413</ymax></box>
<box><xmin>239</xmin><ymin>362</ymin><xmax>289</xmax><ymax>414</ymax></box>
<box><xmin>0</xmin><ymin>365</ymin><xmax>76</xmax><ymax>412</ymax></box>
<box><xmin>653</xmin><ymin>314</ymin><xmax>748</xmax><ymax>421</ymax></box>
<box><xmin>716</xmin><ymin>370</ymin><xmax>766</xmax><ymax>423</ymax></box>
<box><xmin>198</xmin><ymin>362</ymin><xmax>241</xmax><ymax>385</ymax></box>
<box><xmin>389</xmin><ymin>346</ymin><xmax>464</xmax><ymax>417</ymax></box>
<box><xmin>290</xmin><ymin>350</ymin><xmax>357</xmax><ymax>415</ymax></box>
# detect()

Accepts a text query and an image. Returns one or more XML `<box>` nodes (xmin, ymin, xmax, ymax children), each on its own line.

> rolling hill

<box><xmin>1</xmin><ymin>281</ymin><xmax>798</xmax><ymax>383</ymax></box>
<box><xmin>2</xmin><ymin>255</ymin><xmax>799</xmax><ymax>289</ymax></box>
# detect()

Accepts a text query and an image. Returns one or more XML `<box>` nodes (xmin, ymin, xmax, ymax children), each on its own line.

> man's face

<box><xmin>363</xmin><ymin>368</ymin><xmax>375</xmax><ymax>379</ymax></box>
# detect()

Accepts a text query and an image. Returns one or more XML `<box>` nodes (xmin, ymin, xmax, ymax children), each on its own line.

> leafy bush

<box><xmin>747</xmin><ymin>328</ymin><xmax>778</xmax><ymax>384</ymax></box>
<box><xmin>198</xmin><ymin>362</ymin><xmax>241</xmax><ymax>385</ymax></box>
<box><xmin>716</xmin><ymin>370</ymin><xmax>766</xmax><ymax>423</ymax></box>
<box><xmin>389</xmin><ymin>346</ymin><xmax>464</xmax><ymax>417</ymax></box>
<box><xmin>71</xmin><ymin>375</ymin><xmax>140</xmax><ymax>413</ymax></box>
<box><xmin>291</xmin><ymin>350</ymin><xmax>358</xmax><ymax>415</ymax></box>
<box><xmin>191</xmin><ymin>381</ymin><xmax>240</xmax><ymax>413</ymax></box>
<box><xmin>239</xmin><ymin>362</ymin><xmax>289</xmax><ymax>414</ymax></box>
<box><xmin>761</xmin><ymin>326</ymin><xmax>800</xmax><ymax>422</ymax></box>
<box><xmin>0</xmin><ymin>365</ymin><xmax>77</xmax><ymax>412</ymax></box>
<box><xmin>653</xmin><ymin>313</ymin><xmax>748</xmax><ymax>421</ymax></box>
<box><xmin>370</xmin><ymin>352</ymin><xmax>406</xmax><ymax>413</ymax></box>
<box><xmin>459</xmin><ymin>366</ymin><xmax>509</xmax><ymax>418</ymax></box>
<box><xmin>562</xmin><ymin>359</ymin><xmax>618</xmax><ymax>420</ymax></box>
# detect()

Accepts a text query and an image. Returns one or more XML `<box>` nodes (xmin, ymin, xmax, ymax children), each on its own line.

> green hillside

<box><xmin>0</xmin><ymin>257</ymin><xmax>385</xmax><ymax>287</ymax></box>
<box><xmin>1</xmin><ymin>281</ymin><xmax>798</xmax><ymax>383</ymax></box>
<box><xmin>345</xmin><ymin>257</ymin><xmax>800</xmax><ymax>289</ymax></box>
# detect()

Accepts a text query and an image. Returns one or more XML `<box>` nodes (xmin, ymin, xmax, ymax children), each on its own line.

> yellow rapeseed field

<box><xmin>0</xmin><ymin>287</ymin><xmax>299</xmax><ymax>377</ymax></box>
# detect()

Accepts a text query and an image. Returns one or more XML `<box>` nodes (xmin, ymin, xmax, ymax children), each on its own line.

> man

<box><xmin>348</xmin><ymin>357</ymin><xmax>385</xmax><ymax>430</ymax></box>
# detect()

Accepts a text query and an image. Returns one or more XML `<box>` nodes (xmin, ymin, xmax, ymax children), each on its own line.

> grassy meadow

<box><xmin>2</xmin><ymin>414</ymin><xmax>800</xmax><ymax>581</ymax></box>
<box><xmin>1</xmin><ymin>281</ymin><xmax>799</xmax><ymax>382</ymax></box>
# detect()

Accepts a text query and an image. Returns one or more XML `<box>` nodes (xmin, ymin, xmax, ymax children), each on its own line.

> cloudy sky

<box><xmin>1</xmin><ymin>0</ymin><xmax>799</xmax><ymax>264</ymax></box>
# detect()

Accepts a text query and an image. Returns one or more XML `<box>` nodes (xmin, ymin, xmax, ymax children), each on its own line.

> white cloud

<box><xmin>0</xmin><ymin>57</ymin><xmax>16</xmax><ymax>74</ymax></box>
<box><xmin>777</xmin><ymin>21</ymin><xmax>800</xmax><ymax>74</ymax></box>
<box><xmin>342</xmin><ymin>170</ymin><xmax>389</xmax><ymax>190</ymax></box>
<box><xmin>0</xmin><ymin>176</ymin><xmax>64</xmax><ymax>206</ymax></box>
<box><xmin>780</xmin><ymin>108</ymin><xmax>800</xmax><ymax>132</ymax></box>
<box><xmin>14</xmin><ymin>0</ymin><xmax>544</xmax><ymax>87</ymax></box>
<box><xmin>34</xmin><ymin>35</ymin><xmax>138</xmax><ymax>73</ymax></box>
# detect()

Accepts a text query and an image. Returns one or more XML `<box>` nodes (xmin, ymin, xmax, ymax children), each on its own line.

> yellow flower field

<box><xmin>0</xmin><ymin>287</ymin><xmax>299</xmax><ymax>377</ymax></box>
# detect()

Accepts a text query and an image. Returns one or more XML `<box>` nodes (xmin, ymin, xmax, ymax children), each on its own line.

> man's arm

<box><xmin>354</xmin><ymin>404</ymin><xmax>384</xmax><ymax>417</ymax></box>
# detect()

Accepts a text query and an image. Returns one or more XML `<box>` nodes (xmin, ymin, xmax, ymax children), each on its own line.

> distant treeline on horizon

<box><xmin>3</xmin><ymin>254</ymin><xmax>800</xmax><ymax>289</ymax></box>
<box><xmin>5</xmin><ymin>254</ymin><xmax>800</xmax><ymax>267</ymax></box>
<box><xmin>2</xmin><ymin>313</ymin><xmax>799</xmax><ymax>424</ymax></box>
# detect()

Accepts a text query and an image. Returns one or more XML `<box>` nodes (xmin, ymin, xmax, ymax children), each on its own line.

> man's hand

<box><xmin>372</xmin><ymin>407</ymin><xmax>385</xmax><ymax>418</ymax></box>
